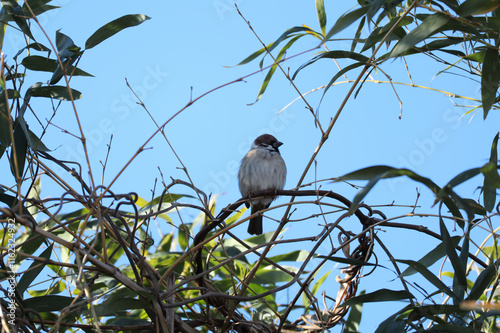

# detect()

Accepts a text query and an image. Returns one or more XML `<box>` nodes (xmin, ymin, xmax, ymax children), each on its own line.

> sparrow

<box><xmin>238</xmin><ymin>134</ymin><xmax>287</xmax><ymax>235</ymax></box>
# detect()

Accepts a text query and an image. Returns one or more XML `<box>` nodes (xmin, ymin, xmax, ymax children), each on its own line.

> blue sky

<box><xmin>3</xmin><ymin>0</ymin><xmax>500</xmax><ymax>331</ymax></box>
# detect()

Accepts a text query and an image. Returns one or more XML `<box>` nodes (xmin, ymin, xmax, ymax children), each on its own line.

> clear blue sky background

<box><xmin>3</xmin><ymin>0</ymin><xmax>500</xmax><ymax>331</ymax></box>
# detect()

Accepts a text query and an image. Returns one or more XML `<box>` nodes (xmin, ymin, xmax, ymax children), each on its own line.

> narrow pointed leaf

<box><xmin>293</xmin><ymin>51</ymin><xmax>369</xmax><ymax>80</ymax></box>
<box><xmin>337</xmin><ymin>165</ymin><xmax>395</xmax><ymax>181</ymax></box>
<box><xmin>445</xmin><ymin>168</ymin><xmax>482</xmax><ymax>189</ymax></box>
<box><xmin>251</xmin><ymin>35</ymin><xmax>301</xmax><ymax>104</ymax></box>
<box><xmin>13</xmin><ymin>42</ymin><xmax>51</xmax><ymax>60</ymax></box>
<box><xmin>23</xmin><ymin>0</ymin><xmax>59</xmax><ymax>17</ymax></box>
<box><xmin>31</xmin><ymin>86</ymin><xmax>82</xmax><ymax>101</ymax></box>
<box><xmin>11</xmin><ymin>5</ymin><xmax>35</xmax><ymax>40</ymax></box>
<box><xmin>361</xmin><ymin>17</ymin><xmax>412</xmax><ymax>53</ymax></box>
<box><xmin>467</xmin><ymin>261</ymin><xmax>498</xmax><ymax>301</ymax></box>
<box><xmin>397</xmin><ymin>259</ymin><xmax>458</xmax><ymax>302</ymax></box>
<box><xmin>235</xmin><ymin>26</ymin><xmax>314</xmax><ymax>66</ymax></box>
<box><xmin>317</xmin><ymin>255</ymin><xmax>379</xmax><ymax>267</ymax></box>
<box><xmin>269</xmin><ymin>250</ymin><xmax>310</xmax><ymax>263</ymax></box>
<box><xmin>318</xmin><ymin>62</ymin><xmax>366</xmax><ymax>109</ymax></box>
<box><xmin>457</xmin><ymin>0</ymin><xmax>500</xmax><ymax>16</ymax></box>
<box><xmin>27</xmin><ymin>129</ymin><xmax>49</xmax><ymax>152</ymax></box>
<box><xmin>315</xmin><ymin>0</ymin><xmax>326</xmax><ymax>36</ymax></box>
<box><xmin>351</xmin><ymin>16</ymin><xmax>366</xmax><ymax>52</ymax></box>
<box><xmin>367</xmin><ymin>0</ymin><xmax>386</xmax><ymax>22</ymax></box>
<box><xmin>456</xmin><ymin>229</ymin><xmax>470</xmax><ymax>300</ymax></box>
<box><xmin>344</xmin><ymin>290</ymin><xmax>364</xmax><ymax>332</ymax></box>
<box><xmin>481</xmin><ymin>48</ymin><xmax>500</xmax><ymax>119</ymax></box>
<box><xmin>178</xmin><ymin>224</ymin><xmax>190</xmax><ymax>251</ymax></box>
<box><xmin>21</xmin><ymin>55</ymin><xmax>93</xmax><ymax>77</ymax></box>
<box><xmin>350</xmin><ymin>173</ymin><xmax>384</xmax><ymax>212</ymax></box>
<box><xmin>10</xmin><ymin>122</ymin><xmax>27</xmax><ymax>179</ymax></box>
<box><xmin>0</xmin><ymin>90</ymin><xmax>11</xmax><ymax>150</ymax></box>
<box><xmin>339</xmin><ymin>165</ymin><xmax>463</xmax><ymax>221</ymax></box>
<box><xmin>17</xmin><ymin>243</ymin><xmax>54</xmax><ymax>295</ymax></box>
<box><xmin>439</xmin><ymin>216</ymin><xmax>467</xmax><ymax>292</ymax></box>
<box><xmin>23</xmin><ymin>295</ymin><xmax>74</xmax><ymax>312</ymax></box>
<box><xmin>55</xmin><ymin>30</ymin><xmax>78</xmax><ymax>58</ymax></box>
<box><xmin>389</xmin><ymin>13</ymin><xmax>449</xmax><ymax>58</ymax></box>
<box><xmin>401</xmin><ymin>236</ymin><xmax>461</xmax><ymax>277</ymax></box>
<box><xmin>85</xmin><ymin>14</ymin><xmax>151</xmax><ymax>49</ymax></box>
<box><xmin>375</xmin><ymin>311</ymin><xmax>406</xmax><ymax>333</ymax></box>
<box><xmin>341</xmin><ymin>289</ymin><xmax>414</xmax><ymax>307</ymax></box>
<box><xmin>323</xmin><ymin>6</ymin><xmax>369</xmax><ymax>42</ymax></box>
<box><xmin>481</xmin><ymin>133</ymin><xmax>500</xmax><ymax>211</ymax></box>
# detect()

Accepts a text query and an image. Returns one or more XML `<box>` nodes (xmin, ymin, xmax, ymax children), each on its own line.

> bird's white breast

<box><xmin>238</xmin><ymin>148</ymin><xmax>286</xmax><ymax>202</ymax></box>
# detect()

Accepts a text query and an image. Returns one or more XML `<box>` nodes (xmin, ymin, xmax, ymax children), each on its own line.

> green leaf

<box><xmin>94</xmin><ymin>297</ymin><xmax>150</xmax><ymax>317</ymax></box>
<box><xmin>466</xmin><ymin>261</ymin><xmax>498</xmax><ymax>301</ymax></box>
<box><xmin>465</xmin><ymin>51</ymin><xmax>486</xmax><ymax>63</ymax></box>
<box><xmin>0</xmin><ymin>192</ymin><xmax>17</xmax><ymax>208</ymax></box>
<box><xmin>156</xmin><ymin>233</ymin><xmax>173</xmax><ymax>252</ymax></box>
<box><xmin>457</xmin><ymin>0</ymin><xmax>500</xmax><ymax>16</ymax></box>
<box><xmin>350</xmin><ymin>173</ymin><xmax>385</xmax><ymax>213</ymax></box>
<box><xmin>410</xmin><ymin>305</ymin><xmax>465</xmax><ymax>325</ymax></box>
<box><xmin>339</xmin><ymin>165</ymin><xmax>463</xmax><ymax>221</ymax></box>
<box><xmin>375</xmin><ymin>310</ymin><xmax>407</xmax><ymax>333</ymax></box>
<box><xmin>28</xmin><ymin>280</ymin><xmax>66</xmax><ymax>296</ymax></box>
<box><xmin>439</xmin><ymin>216</ymin><xmax>467</xmax><ymax>299</ymax></box>
<box><xmin>85</xmin><ymin>14</ymin><xmax>151</xmax><ymax>50</ymax></box>
<box><xmin>317</xmin><ymin>255</ymin><xmax>378</xmax><ymax>267</ymax></box>
<box><xmin>293</xmin><ymin>51</ymin><xmax>369</xmax><ymax>80</ymax></box>
<box><xmin>341</xmin><ymin>289</ymin><xmax>414</xmax><ymax>307</ymax></box>
<box><xmin>426</xmin><ymin>324</ymin><xmax>476</xmax><ymax>332</ymax></box>
<box><xmin>55</xmin><ymin>30</ymin><xmax>79</xmax><ymax>58</ymax></box>
<box><xmin>481</xmin><ymin>48</ymin><xmax>500</xmax><ymax>119</ymax></box>
<box><xmin>361</xmin><ymin>16</ymin><xmax>412</xmax><ymax>52</ymax></box>
<box><xmin>235</xmin><ymin>26</ymin><xmax>314</xmax><ymax>66</ymax></box>
<box><xmin>339</xmin><ymin>166</ymin><xmax>437</xmax><ymax>211</ymax></box>
<box><xmin>251</xmin><ymin>35</ymin><xmax>301</xmax><ymax>104</ymax></box>
<box><xmin>0</xmin><ymin>88</ymin><xmax>10</xmax><ymax>152</ymax></box>
<box><xmin>344</xmin><ymin>290</ymin><xmax>364</xmax><ymax>332</ymax></box>
<box><xmin>351</xmin><ymin>16</ymin><xmax>366</xmax><ymax>52</ymax></box>
<box><xmin>27</xmin><ymin>129</ymin><xmax>49</xmax><ymax>151</ymax></box>
<box><xmin>107</xmin><ymin>318</ymin><xmax>151</xmax><ymax>326</ymax></box>
<box><xmin>454</xmin><ymin>230</ymin><xmax>470</xmax><ymax>302</ymax></box>
<box><xmin>318</xmin><ymin>62</ymin><xmax>365</xmax><ymax>109</ymax></box>
<box><xmin>254</xmin><ymin>268</ymin><xmax>294</xmax><ymax>285</ymax></box>
<box><xmin>23</xmin><ymin>0</ymin><xmax>59</xmax><ymax>17</ymax></box>
<box><xmin>11</xmin><ymin>5</ymin><xmax>35</xmax><ymax>40</ymax></box>
<box><xmin>50</xmin><ymin>31</ymin><xmax>81</xmax><ymax>84</ymax></box>
<box><xmin>10</xmin><ymin>121</ymin><xmax>28</xmax><ymax>179</ymax></box>
<box><xmin>21</xmin><ymin>55</ymin><xmax>93</xmax><ymax>77</ymax></box>
<box><xmin>396</xmin><ymin>259</ymin><xmax>458</xmax><ymax>302</ymax></box>
<box><xmin>315</xmin><ymin>0</ymin><xmax>326</xmax><ymax>36</ymax></box>
<box><xmin>367</xmin><ymin>0</ymin><xmax>386</xmax><ymax>22</ymax></box>
<box><xmin>268</xmin><ymin>250</ymin><xmax>310</xmax><ymax>263</ymax></box>
<box><xmin>138</xmin><ymin>193</ymin><xmax>184</xmax><ymax>213</ymax></box>
<box><xmin>23</xmin><ymin>295</ymin><xmax>75</xmax><ymax>312</ymax></box>
<box><xmin>401</xmin><ymin>236</ymin><xmax>461</xmax><ymax>277</ymax></box>
<box><xmin>389</xmin><ymin>13</ymin><xmax>449</xmax><ymax>58</ymax></box>
<box><xmin>17</xmin><ymin>243</ymin><xmax>54</xmax><ymax>296</ymax></box>
<box><xmin>311</xmin><ymin>270</ymin><xmax>331</xmax><ymax>296</ymax></box>
<box><xmin>303</xmin><ymin>269</ymin><xmax>331</xmax><ymax>308</ymax></box>
<box><xmin>323</xmin><ymin>6</ymin><xmax>369</xmax><ymax>42</ymax></box>
<box><xmin>30</xmin><ymin>86</ymin><xmax>82</xmax><ymax>101</ymax></box>
<box><xmin>338</xmin><ymin>165</ymin><xmax>396</xmax><ymax>181</ymax></box>
<box><xmin>13</xmin><ymin>42</ymin><xmax>51</xmax><ymax>60</ymax></box>
<box><xmin>445</xmin><ymin>167</ymin><xmax>482</xmax><ymax>189</ymax></box>
<box><xmin>480</xmin><ymin>133</ymin><xmax>500</xmax><ymax>211</ymax></box>
<box><xmin>178</xmin><ymin>224</ymin><xmax>190</xmax><ymax>251</ymax></box>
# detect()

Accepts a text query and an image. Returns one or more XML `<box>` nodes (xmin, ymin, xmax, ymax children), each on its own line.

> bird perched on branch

<box><xmin>238</xmin><ymin>134</ymin><xmax>287</xmax><ymax>235</ymax></box>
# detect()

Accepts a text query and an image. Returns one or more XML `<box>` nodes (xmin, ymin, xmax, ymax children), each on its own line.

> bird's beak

<box><xmin>273</xmin><ymin>141</ymin><xmax>283</xmax><ymax>148</ymax></box>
